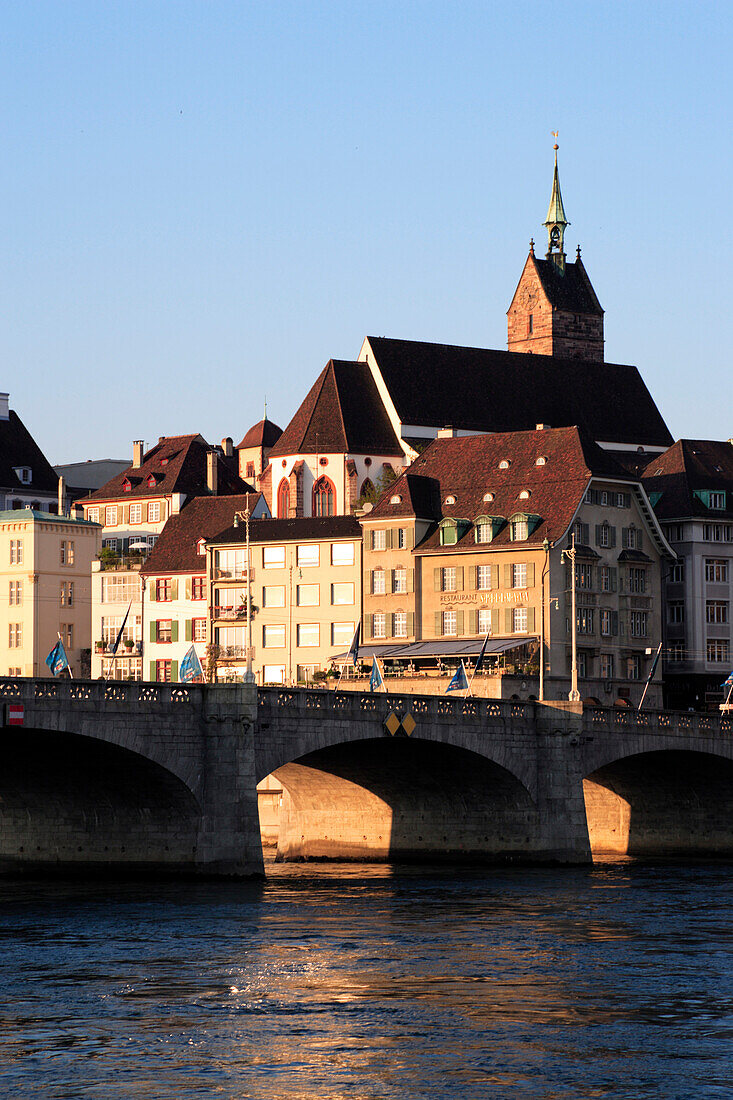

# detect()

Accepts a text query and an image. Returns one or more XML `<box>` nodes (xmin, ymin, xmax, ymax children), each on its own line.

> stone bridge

<box><xmin>1</xmin><ymin>678</ymin><xmax>732</xmax><ymax>876</ymax></box>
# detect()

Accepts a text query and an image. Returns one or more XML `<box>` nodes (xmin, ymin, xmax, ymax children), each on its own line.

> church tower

<box><xmin>507</xmin><ymin>143</ymin><xmax>604</xmax><ymax>361</ymax></box>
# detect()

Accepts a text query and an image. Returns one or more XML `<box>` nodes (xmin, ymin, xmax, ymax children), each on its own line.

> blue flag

<box><xmin>111</xmin><ymin>600</ymin><xmax>132</xmax><ymax>657</ymax></box>
<box><xmin>179</xmin><ymin>645</ymin><xmax>204</xmax><ymax>683</ymax></box>
<box><xmin>446</xmin><ymin>662</ymin><xmax>469</xmax><ymax>693</ymax></box>
<box><xmin>369</xmin><ymin>657</ymin><xmax>383</xmax><ymax>692</ymax></box>
<box><xmin>347</xmin><ymin>623</ymin><xmax>361</xmax><ymax>665</ymax></box>
<box><xmin>45</xmin><ymin>639</ymin><xmax>69</xmax><ymax>676</ymax></box>
<box><xmin>722</xmin><ymin>670</ymin><xmax>733</xmax><ymax>688</ymax></box>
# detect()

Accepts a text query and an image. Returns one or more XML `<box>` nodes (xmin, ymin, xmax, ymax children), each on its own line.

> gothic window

<box><xmin>312</xmin><ymin>476</ymin><xmax>335</xmax><ymax>517</ymax></box>
<box><xmin>277</xmin><ymin>478</ymin><xmax>290</xmax><ymax>518</ymax></box>
<box><xmin>360</xmin><ymin>477</ymin><xmax>375</xmax><ymax>501</ymax></box>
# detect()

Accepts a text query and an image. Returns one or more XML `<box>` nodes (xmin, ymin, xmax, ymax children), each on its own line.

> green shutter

<box><xmin>171</xmin><ymin>621</ymin><xmax>179</xmax><ymax>643</ymax></box>
<box><xmin>150</xmin><ymin>621</ymin><xmax>156</xmax><ymax>642</ymax></box>
<box><xmin>434</xmin><ymin>568</ymin><xmax>441</xmax><ymax>592</ymax></box>
<box><xmin>527</xmin><ymin>607</ymin><xmax>536</xmax><ymax>632</ymax></box>
<box><xmin>435</xmin><ymin>611</ymin><xmax>442</xmax><ymax>636</ymax></box>
<box><xmin>171</xmin><ymin>579</ymin><xmax>178</xmax><ymax>601</ymax></box>
<box><xmin>185</xmin><ymin>578</ymin><xmax>192</xmax><ymax>599</ymax></box>
<box><xmin>610</xmin><ymin>567</ymin><xmax>618</xmax><ymax>592</ymax></box>
<box><xmin>407</xmin><ymin>611</ymin><xmax>414</xmax><ymax>637</ymax></box>
<box><xmin>467</xmin><ymin>566</ymin><xmax>476</xmax><ymax>591</ymax></box>
<box><xmin>149</xmin><ymin>661</ymin><xmax>156</xmax><ymax>681</ymax></box>
<box><xmin>171</xmin><ymin>660</ymin><xmax>178</xmax><ymax>682</ymax></box>
<box><xmin>387</xmin><ymin>613</ymin><xmax>394</xmax><ymax>638</ymax></box>
<box><xmin>491</xmin><ymin>609</ymin><xmax>500</xmax><ymax>635</ymax></box>
<box><xmin>185</xmin><ymin>619</ymin><xmax>192</xmax><ymax>641</ymax></box>
<box><xmin>456</xmin><ymin>567</ymin><xmax>464</xmax><ymax>591</ymax></box>
<box><xmin>505</xmin><ymin>608</ymin><xmax>513</xmax><ymax>633</ymax></box>
<box><xmin>407</xmin><ymin>527</ymin><xmax>415</xmax><ymax>549</ymax></box>
<box><xmin>527</xmin><ymin>562</ymin><xmax>535</xmax><ymax>586</ymax></box>
<box><xmin>491</xmin><ymin>565</ymin><xmax>498</xmax><ymax>590</ymax></box>
<box><xmin>148</xmin><ymin>584</ymin><xmax>156</xmax><ymax>603</ymax></box>
<box><xmin>469</xmin><ymin>610</ymin><xmax>478</xmax><ymax>635</ymax></box>
<box><xmin>504</xmin><ymin>563</ymin><xmax>512</xmax><ymax>588</ymax></box>
<box><xmin>408</xmin><ymin>569</ymin><xmax>414</xmax><ymax>593</ymax></box>
<box><xmin>364</xmin><ymin>614</ymin><xmax>373</xmax><ymax>640</ymax></box>
<box><xmin>385</xmin><ymin>529</ymin><xmax>393</xmax><ymax>549</ymax></box>
<box><xmin>456</xmin><ymin>610</ymin><xmax>464</xmax><ymax>636</ymax></box>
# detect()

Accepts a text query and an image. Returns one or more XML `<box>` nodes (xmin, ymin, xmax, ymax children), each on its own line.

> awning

<box><xmin>334</xmin><ymin>637</ymin><xmax>536</xmax><ymax>662</ymax></box>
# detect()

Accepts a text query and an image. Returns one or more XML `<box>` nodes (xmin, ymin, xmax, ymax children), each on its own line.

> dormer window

<box><xmin>197</xmin><ymin>538</ymin><xmax>206</xmax><ymax>556</ymax></box>
<box><xmin>161</xmin><ymin>458</ymin><xmax>169</xmax><ymax>466</ymax></box>
<box><xmin>509</xmin><ymin>512</ymin><xmax>541</xmax><ymax>541</ymax></box>
<box><xmin>499</xmin><ymin>460</ymin><xmax>510</xmax><ymax>470</ymax></box>
<box><xmin>146</xmin><ymin>474</ymin><xmax>158</xmax><ymax>488</ymax></box>
<box><xmin>439</xmin><ymin>518</ymin><xmax>471</xmax><ymax>546</ymax></box>
<box><xmin>445</xmin><ymin>495</ymin><xmax>456</xmax><ymax>505</ymax></box>
<box><xmin>122</xmin><ymin>478</ymin><xmax>132</xmax><ymax>493</ymax></box>
<box><xmin>483</xmin><ymin>492</ymin><xmax>494</xmax><ymax>502</ymax></box>
<box><xmin>535</xmin><ymin>456</ymin><xmax>547</xmax><ymax>466</ymax></box>
<box><xmin>13</xmin><ymin>467</ymin><xmax>31</xmax><ymax>484</ymax></box>
<box><xmin>390</xmin><ymin>494</ymin><xmax>402</xmax><ymax>505</ymax></box>
<box><xmin>474</xmin><ymin>515</ymin><xmax>505</xmax><ymax>544</ymax></box>
<box><xmin>519</xmin><ymin>490</ymin><xmax>531</xmax><ymax>500</ymax></box>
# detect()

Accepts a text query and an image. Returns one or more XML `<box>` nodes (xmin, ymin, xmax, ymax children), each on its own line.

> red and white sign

<box><xmin>6</xmin><ymin>704</ymin><xmax>24</xmax><ymax>726</ymax></box>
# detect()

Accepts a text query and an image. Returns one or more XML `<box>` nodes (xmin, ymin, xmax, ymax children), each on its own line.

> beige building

<box><xmin>0</xmin><ymin>509</ymin><xmax>100</xmax><ymax>677</ymax></box>
<box><xmin>208</xmin><ymin>516</ymin><xmax>362</xmax><ymax>684</ymax></box>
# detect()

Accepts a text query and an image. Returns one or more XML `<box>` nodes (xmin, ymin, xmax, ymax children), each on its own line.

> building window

<box><xmin>372</xmin><ymin>530</ymin><xmax>386</xmax><ymax>551</ymax></box>
<box><xmin>512</xmin><ymin>607</ymin><xmax>528</xmax><ymax>633</ymax></box>
<box><xmin>596</xmin><ymin>523</ymin><xmax>614</xmax><ymax>548</ymax></box>
<box><xmin>622</xmin><ymin>526</ymin><xmax>642</xmax><ymax>550</ymax></box>
<box><xmin>60</xmin><ymin>541</ymin><xmax>75</xmax><ymax>566</ymax></box>
<box><xmin>627</xmin><ymin>655</ymin><xmax>642</xmax><ymax>680</ymax></box>
<box><xmin>156</xmin><ymin>578</ymin><xmax>172</xmax><ymax>601</ymax></box>
<box><xmin>263</xmin><ymin>624</ymin><xmax>286</xmax><ymax>648</ymax></box>
<box><xmin>8</xmin><ymin>623</ymin><xmax>22</xmax><ymax>648</ymax></box>
<box><xmin>706</xmin><ymin>601</ymin><xmax>729</xmax><ymax>624</ymax></box>
<box><xmin>441</xmin><ymin>567</ymin><xmax>457</xmax><ymax>592</ymax></box>
<box><xmin>262</xmin><ymin>585</ymin><xmax>285</xmax><ymax>608</ymax></box>
<box><xmin>297</xmin><ymin>623</ymin><xmax>319</xmax><ymax>648</ymax></box>
<box><xmin>8</xmin><ymin>668</ymin><xmax>21</xmax><ymax>677</ymax></box>
<box><xmin>511</xmin><ymin>518</ymin><xmax>528</xmax><ymax>541</ymax></box>
<box><xmin>600</xmin><ymin>609</ymin><xmax>612</xmax><ymax>636</ymax></box>
<box><xmin>478</xmin><ymin>608</ymin><xmax>492</xmax><ymax>634</ymax></box>
<box><xmin>102</xmin><ymin>574</ymin><xmax>140</xmax><ymax>603</ymax></box>
<box><xmin>707</xmin><ymin>639</ymin><xmax>730</xmax><ymax>663</ymax></box>
<box><xmin>156</xmin><ymin>660</ymin><xmax>172</xmax><ymax>682</ymax></box>
<box><xmin>263</xmin><ymin>545</ymin><xmax>286</xmax><ymax>568</ymax></box>
<box><xmin>9</xmin><ymin>540</ymin><xmax>23</xmax><ymax>565</ymax></box>
<box><xmin>577</xmin><ymin>608</ymin><xmax>594</xmax><ymax>635</ymax></box>
<box><xmin>312</xmin><ymin>477</ymin><xmax>335</xmax><ymax>517</ymax></box>
<box><xmin>372</xmin><ymin>569</ymin><xmax>386</xmax><ymax>595</ymax></box>
<box><xmin>297</xmin><ymin>544</ymin><xmax>319</xmax><ymax>568</ymax></box>
<box><xmin>8</xmin><ymin>581</ymin><xmax>22</xmax><ymax>606</ymax></box>
<box><xmin>192</xmin><ymin>576</ymin><xmax>205</xmax><ymax>600</ymax></box>
<box><xmin>60</xmin><ymin>581</ymin><xmax>74</xmax><ymax>607</ymax></box>
<box><xmin>705</xmin><ymin>559</ymin><xmax>728</xmax><ymax>583</ymax></box>
<box><xmin>373</xmin><ymin>612</ymin><xmax>386</xmax><ymax>639</ymax></box>
<box><xmin>616</xmin><ymin>493</ymin><xmax>631</xmax><ymax>508</ymax></box>
<box><xmin>668</xmin><ymin>602</ymin><xmax>685</xmax><ymax>624</ymax></box>
<box><xmin>578</xmin><ymin>653</ymin><xmax>588</xmax><ymax>679</ymax></box>
<box><xmin>475</xmin><ymin>522</ymin><xmax>493</xmax><ymax>544</ymax></box>
<box><xmin>666</xmin><ymin>524</ymin><xmax>685</xmax><ymax>541</ymax></box>
<box><xmin>331</xmin><ymin>582</ymin><xmax>354</xmax><ymax>606</ymax></box>
<box><xmin>628</xmin><ymin>568</ymin><xmax>646</xmax><ymax>594</ymax></box>
<box><xmin>105</xmin><ymin>506</ymin><xmax>118</xmax><ymax>526</ymax></box>
<box><xmin>577</xmin><ymin>564</ymin><xmax>593</xmax><ymax>589</ymax></box>
<box><xmin>147</xmin><ymin>502</ymin><xmax>161</xmax><ymax>523</ymax></box>
<box><xmin>331</xmin><ymin>621</ymin><xmax>356</xmax><ymax>647</ymax></box>
<box><xmin>156</xmin><ymin>620</ymin><xmax>172</xmax><ymax>643</ymax></box>
<box><xmin>574</xmin><ymin>522</ymin><xmax>590</xmax><ymax>544</ymax></box>
<box><xmin>332</xmin><ymin>542</ymin><xmax>355</xmax><ymax>566</ymax></box>
<box><xmin>709</xmin><ymin>492</ymin><xmax>726</xmax><ymax>510</ymax></box>
<box><xmin>103</xmin><ymin>538</ymin><xmax>119</xmax><ymax>554</ymax></box>
<box><xmin>600</xmin><ymin>653</ymin><xmax>614</xmax><ymax>680</ymax></box>
<box><xmin>703</xmin><ymin>524</ymin><xmax>732</xmax><ymax>542</ymax></box>
<box><xmin>477</xmin><ymin>565</ymin><xmax>493</xmax><ymax>590</ymax></box>
<box><xmin>246</xmin><ymin>462</ymin><xmax>255</xmax><ymax>479</ymax></box>
<box><xmin>60</xmin><ymin>624</ymin><xmax>73</xmax><ymax>649</ymax></box>
<box><xmin>87</xmin><ymin>507</ymin><xmax>100</xmax><ymax>524</ymax></box>
<box><xmin>668</xmin><ymin>642</ymin><xmax>687</xmax><ymax>662</ymax></box>
<box><xmin>442</xmin><ymin>610</ymin><xmax>457</xmax><ymax>636</ymax></box>
<box><xmin>392</xmin><ymin>568</ymin><xmax>407</xmax><ymax>594</ymax></box>
<box><xmin>511</xmin><ymin>563</ymin><xmax>527</xmax><ymax>589</ymax></box>
<box><xmin>629</xmin><ymin>611</ymin><xmax>648</xmax><ymax>638</ymax></box>
<box><xmin>296</xmin><ymin>584</ymin><xmax>319</xmax><ymax>606</ymax></box>
<box><xmin>393</xmin><ymin>612</ymin><xmax>408</xmax><ymax>638</ymax></box>
<box><xmin>129</xmin><ymin>503</ymin><xmax>142</xmax><ymax>524</ymax></box>
<box><xmin>670</xmin><ymin>560</ymin><xmax>685</xmax><ymax>583</ymax></box>
<box><xmin>193</xmin><ymin>618</ymin><xmax>207</xmax><ymax>642</ymax></box>
<box><xmin>527</xmin><ymin>313</ymin><xmax>533</xmax><ymax>335</ymax></box>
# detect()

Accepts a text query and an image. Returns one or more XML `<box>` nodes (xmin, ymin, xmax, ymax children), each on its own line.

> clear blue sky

<box><xmin>1</xmin><ymin>0</ymin><xmax>730</xmax><ymax>463</ymax></box>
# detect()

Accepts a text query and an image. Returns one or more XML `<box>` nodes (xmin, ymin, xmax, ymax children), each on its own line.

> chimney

<box><xmin>206</xmin><ymin>450</ymin><xmax>218</xmax><ymax>495</ymax></box>
<box><xmin>0</xmin><ymin>393</ymin><xmax>8</xmax><ymax>420</ymax></box>
<box><xmin>535</xmin><ymin>423</ymin><xmax>551</xmax><ymax>431</ymax></box>
<box><xmin>132</xmin><ymin>440</ymin><xmax>144</xmax><ymax>468</ymax></box>
<box><xmin>221</xmin><ymin>436</ymin><xmax>234</xmax><ymax>457</ymax></box>
<box><xmin>437</xmin><ymin>426</ymin><xmax>455</xmax><ymax>438</ymax></box>
<box><xmin>57</xmin><ymin>476</ymin><xmax>66</xmax><ymax>517</ymax></box>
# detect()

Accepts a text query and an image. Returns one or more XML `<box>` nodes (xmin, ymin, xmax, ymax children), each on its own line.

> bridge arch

<box><xmin>583</xmin><ymin>748</ymin><xmax>733</xmax><ymax>859</ymax></box>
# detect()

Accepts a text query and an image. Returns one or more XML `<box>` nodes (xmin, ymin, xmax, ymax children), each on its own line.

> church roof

<box><xmin>642</xmin><ymin>439</ymin><xmax>733</xmax><ymax>520</ymax></box>
<box><xmin>364</xmin><ymin>337</ymin><xmax>671</xmax><ymax>448</ymax></box>
<box><xmin>269</xmin><ymin>359</ymin><xmax>403</xmax><ymax>459</ymax></box>
<box><xmin>0</xmin><ymin>410</ymin><xmax>59</xmax><ymax>495</ymax></box>
<box><xmin>237</xmin><ymin>417</ymin><xmax>282</xmax><ymax>450</ymax></box>
<box><xmin>532</xmin><ymin>256</ymin><xmax>603</xmax><ymax>315</ymax></box>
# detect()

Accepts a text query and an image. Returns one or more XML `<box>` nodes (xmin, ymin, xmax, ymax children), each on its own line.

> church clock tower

<box><xmin>507</xmin><ymin>143</ymin><xmax>605</xmax><ymax>361</ymax></box>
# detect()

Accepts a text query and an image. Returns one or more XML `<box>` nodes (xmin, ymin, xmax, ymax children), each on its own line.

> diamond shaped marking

<box><xmin>384</xmin><ymin>711</ymin><xmax>401</xmax><ymax>736</ymax></box>
<box><xmin>401</xmin><ymin>713</ymin><xmax>416</xmax><ymax>737</ymax></box>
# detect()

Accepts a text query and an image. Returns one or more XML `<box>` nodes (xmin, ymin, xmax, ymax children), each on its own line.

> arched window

<box><xmin>313</xmin><ymin>476</ymin><xmax>335</xmax><ymax>517</ymax></box>
<box><xmin>360</xmin><ymin>477</ymin><xmax>375</xmax><ymax>501</ymax></box>
<box><xmin>277</xmin><ymin>478</ymin><xmax>290</xmax><ymax>518</ymax></box>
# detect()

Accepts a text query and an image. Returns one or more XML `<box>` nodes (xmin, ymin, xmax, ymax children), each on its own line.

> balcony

<box><xmin>213</xmin><ymin>608</ymin><xmax>247</xmax><ymax>621</ymax></box>
<box><xmin>216</xmin><ymin>645</ymin><xmax>249</xmax><ymax>659</ymax></box>
<box><xmin>95</xmin><ymin>640</ymin><xmax>142</xmax><ymax>656</ymax></box>
<box><xmin>214</xmin><ymin>567</ymin><xmax>254</xmax><ymax>581</ymax></box>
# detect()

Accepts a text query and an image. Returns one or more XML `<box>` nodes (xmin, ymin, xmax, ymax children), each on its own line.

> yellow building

<box><xmin>0</xmin><ymin>509</ymin><xmax>100</xmax><ymax>677</ymax></box>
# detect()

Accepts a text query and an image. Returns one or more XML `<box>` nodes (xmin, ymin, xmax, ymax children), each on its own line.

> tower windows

<box><xmin>312</xmin><ymin>476</ymin><xmax>335</xmax><ymax>517</ymax></box>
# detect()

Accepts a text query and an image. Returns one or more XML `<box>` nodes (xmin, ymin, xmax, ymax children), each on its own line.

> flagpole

<box><xmin>58</xmin><ymin>630</ymin><xmax>74</xmax><ymax>679</ymax></box>
<box><xmin>637</xmin><ymin>641</ymin><xmax>663</xmax><ymax>712</ymax></box>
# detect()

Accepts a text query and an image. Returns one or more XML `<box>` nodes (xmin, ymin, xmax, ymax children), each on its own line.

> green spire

<box><xmin>544</xmin><ymin>142</ymin><xmax>569</xmax><ymax>261</ymax></box>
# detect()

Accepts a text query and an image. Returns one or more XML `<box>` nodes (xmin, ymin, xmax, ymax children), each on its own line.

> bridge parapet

<box><xmin>583</xmin><ymin>704</ymin><xmax>731</xmax><ymax>738</ymax></box>
<box><xmin>0</xmin><ymin>677</ymin><xmax>196</xmax><ymax>708</ymax></box>
<box><xmin>257</xmin><ymin>686</ymin><xmax>536</xmax><ymax>723</ymax></box>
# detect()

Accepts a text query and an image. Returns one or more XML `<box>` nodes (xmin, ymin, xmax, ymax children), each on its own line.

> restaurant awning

<box><xmin>333</xmin><ymin>637</ymin><xmax>536</xmax><ymax>663</ymax></box>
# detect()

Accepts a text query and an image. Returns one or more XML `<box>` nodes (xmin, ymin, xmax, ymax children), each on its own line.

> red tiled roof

<box><xmin>269</xmin><ymin>360</ymin><xmax>403</xmax><ymax>458</ymax></box>
<box><xmin>141</xmin><ymin>493</ymin><xmax>264</xmax><ymax>575</ymax></box>
<box><xmin>237</xmin><ymin>418</ymin><xmax>282</xmax><ymax>450</ymax></box>
<box><xmin>86</xmin><ymin>435</ymin><xmax>253</xmax><ymax>503</ymax></box>
<box><xmin>642</xmin><ymin>439</ymin><xmax>733</xmax><ymax>520</ymax></box>
<box><xmin>208</xmin><ymin>514</ymin><xmax>362</xmax><ymax>547</ymax></box>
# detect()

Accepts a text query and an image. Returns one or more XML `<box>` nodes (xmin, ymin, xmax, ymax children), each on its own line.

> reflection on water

<box><xmin>1</xmin><ymin>863</ymin><xmax>732</xmax><ymax>1098</ymax></box>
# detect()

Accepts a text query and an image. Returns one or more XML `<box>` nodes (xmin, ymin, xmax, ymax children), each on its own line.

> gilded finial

<box><xmin>552</xmin><ymin>130</ymin><xmax>559</xmax><ymax>150</ymax></box>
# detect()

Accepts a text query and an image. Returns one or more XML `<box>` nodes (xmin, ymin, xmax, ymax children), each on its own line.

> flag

<box><xmin>446</xmin><ymin>661</ymin><xmax>469</xmax><ymax>693</ymax></box>
<box><xmin>646</xmin><ymin>642</ymin><xmax>663</xmax><ymax>682</ymax></box>
<box><xmin>347</xmin><ymin>623</ymin><xmax>361</xmax><ymax>665</ymax></box>
<box><xmin>111</xmin><ymin>600</ymin><xmax>132</xmax><ymax>657</ymax></box>
<box><xmin>474</xmin><ymin>628</ymin><xmax>492</xmax><ymax>673</ymax></box>
<box><xmin>722</xmin><ymin>670</ymin><xmax>733</xmax><ymax>688</ymax></box>
<box><xmin>179</xmin><ymin>645</ymin><xmax>204</xmax><ymax>683</ymax></box>
<box><xmin>369</xmin><ymin>657</ymin><xmax>383</xmax><ymax>692</ymax></box>
<box><xmin>45</xmin><ymin>638</ymin><xmax>69</xmax><ymax>676</ymax></box>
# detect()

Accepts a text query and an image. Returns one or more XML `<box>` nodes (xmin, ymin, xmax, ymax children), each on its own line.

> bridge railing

<box><xmin>584</xmin><ymin>705</ymin><xmax>731</xmax><ymax>737</ymax></box>
<box><xmin>0</xmin><ymin>678</ymin><xmax>195</xmax><ymax>706</ymax></box>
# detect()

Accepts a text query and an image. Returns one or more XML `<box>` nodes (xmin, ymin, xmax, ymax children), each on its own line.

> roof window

<box><xmin>13</xmin><ymin>466</ymin><xmax>31</xmax><ymax>484</ymax></box>
<box><xmin>390</xmin><ymin>494</ymin><xmax>402</xmax><ymax>505</ymax></box>
<box><xmin>483</xmin><ymin>492</ymin><xmax>494</xmax><ymax>502</ymax></box>
<box><xmin>499</xmin><ymin>460</ymin><xmax>510</xmax><ymax>470</ymax></box>
<box><xmin>535</xmin><ymin>456</ymin><xmax>547</xmax><ymax>466</ymax></box>
<box><xmin>445</xmin><ymin>495</ymin><xmax>456</xmax><ymax>505</ymax></box>
<box><xmin>519</xmin><ymin>490</ymin><xmax>531</xmax><ymax>500</ymax></box>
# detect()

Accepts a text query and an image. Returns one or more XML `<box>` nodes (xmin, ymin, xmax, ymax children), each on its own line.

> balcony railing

<box><xmin>213</xmin><ymin>608</ymin><xmax>247</xmax><ymax>621</ymax></box>
<box><xmin>216</xmin><ymin>645</ymin><xmax>249</xmax><ymax>659</ymax></box>
<box><xmin>214</xmin><ymin>567</ymin><xmax>254</xmax><ymax>581</ymax></box>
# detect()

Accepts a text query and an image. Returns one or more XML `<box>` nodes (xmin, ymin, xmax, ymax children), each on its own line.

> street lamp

<box><xmin>560</xmin><ymin>532</ymin><xmax>581</xmax><ymax>702</ymax></box>
<box><xmin>233</xmin><ymin>493</ymin><xmax>255</xmax><ymax>684</ymax></box>
<box><xmin>539</xmin><ymin>536</ymin><xmax>550</xmax><ymax>702</ymax></box>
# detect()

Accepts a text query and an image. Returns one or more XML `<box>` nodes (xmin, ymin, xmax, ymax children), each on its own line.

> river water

<box><xmin>0</xmin><ymin>861</ymin><xmax>731</xmax><ymax>1099</ymax></box>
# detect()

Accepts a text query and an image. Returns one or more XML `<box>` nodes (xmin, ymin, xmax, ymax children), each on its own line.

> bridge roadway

<box><xmin>0</xmin><ymin>678</ymin><xmax>731</xmax><ymax>876</ymax></box>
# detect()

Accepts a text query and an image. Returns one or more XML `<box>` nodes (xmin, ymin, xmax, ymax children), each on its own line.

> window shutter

<box><xmin>610</xmin><ymin>567</ymin><xmax>618</xmax><ymax>593</ymax></box>
<box><xmin>369</xmin><ymin>531</ymin><xmax>375</xmax><ymax>551</ymax></box>
<box><xmin>456</xmin><ymin>610</ymin><xmax>464</xmax><ymax>635</ymax></box>
<box><xmin>611</xmin><ymin>610</ymin><xmax>619</xmax><ymax>636</ymax></box>
<box><xmin>491</xmin><ymin>609</ymin><xmax>500</xmax><ymax>635</ymax></box>
<box><xmin>456</xmin><ymin>567</ymin><xmax>464</xmax><ymax>591</ymax></box>
<box><xmin>595</xmin><ymin>524</ymin><xmax>602</xmax><ymax>546</ymax></box>
<box><xmin>435</xmin><ymin>611</ymin><xmax>442</xmax><ymax>636</ymax></box>
<box><xmin>171</xmin><ymin>660</ymin><xmax>178</xmax><ymax>682</ymax></box>
<box><xmin>149</xmin><ymin>584</ymin><xmax>156</xmax><ymax>603</ymax></box>
<box><xmin>504</xmin><ymin>563</ymin><xmax>512</xmax><ymax>588</ymax></box>
<box><xmin>610</xmin><ymin>526</ymin><xmax>616</xmax><ymax>547</ymax></box>
<box><xmin>636</xmin><ymin>531</ymin><xmax>643</xmax><ymax>550</ymax></box>
<box><xmin>434</xmin><ymin>568</ymin><xmax>441</xmax><ymax>592</ymax></box>
<box><xmin>407</xmin><ymin>611</ymin><xmax>414</xmax><ymax>636</ymax></box>
<box><xmin>185</xmin><ymin>619</ymin><xmax>192</xmax><ymax>641</ymax></box>
<box><xmin>150</xmin><ymin>621</ymin><xmax>156</xmax><ymax>642</ymax></box>
<box><xmin>369</xmin><ymin>570</ymin><xmax>374</xmax><ymax>595</ymax></box>
<box><xmin>390</xmin><ymin>570</ymin><xmax>396</xmax><ymax>594</ymax></box>
<box><xmin>469</xmin><ymin>610</ymin><xmax>478</xmax><ymax>635</ymax></box>
<box><xmin>171</xmin><ymin>580</ymin><xmax>179</xmax><ymax>601</ymax></box>
<box><xmin>491</xmin><ymin>565</ymin><xmax>499</xmax><ymax>590</ymax></box>
<box><xmin>171</xmin><ymin>621</ymin><xmax>179</xmax><ymax>643</ymax></box>
<box><xmin>527</xmin><ymin>607</ymin><xmax>536</xmax><ymax>632</ymax></box>
<box><xmin>185</xmin><ymin>578</ymin><xmax>192</xmax><ymax>600</ymax></box>
<box><xmin>407</xmin><ymin>527</ymin><xmax>414</xmax><ymax>549</ymax></box>
<box><xmin>385</xmin><ymin>529</ymin><xmax>393</xmax><ymax>549</ymax></box>
<box><xmin>504</xmin><ymin>608</ymin><xmax>513</xmax><ymax>633</ymax></box>
<box><xmin>149</xmin><ymin>661</ymin><xmax>156</xmax><ymax>681</ymax></box>
<box><xmin>364</xmin><ymin>614</ymin><xmax>373</xmax><ymax>640</ymax></box>
<box><xmin>408</xmin><ymin>569</ymin><xmax>414</xmax><ymax>593</ymax></box>
<box><xmin>468</xmin><ymin>566</ymin><xmax>476</xmax><ymax>591</ymax></box>
<box><xmin>388</xmin><ymin>613</ymin><xmax>395</xmax><ymax>638</ymax></box>
<box><xmin>391</xmin><ymin>529</ymin><xmax>400</xmax><ymax>548</ymax></box>
<box><xmin>527</xmin><ymin>563</ymin><xmax>535</xmax><ymax>586</ymax></box>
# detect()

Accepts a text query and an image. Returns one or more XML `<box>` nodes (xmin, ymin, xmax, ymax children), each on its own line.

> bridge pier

<box><xmin>534</xmin><ymin>707</ymin><xmax>592</xmax><ymax>864</ymax></box>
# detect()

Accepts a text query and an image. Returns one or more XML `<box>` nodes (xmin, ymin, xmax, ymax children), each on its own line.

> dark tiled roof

<box><xmin>141</xmin><ymin>494</ymin><xmax>264</xmax><ymax>575</ymax></box>
<box><xmin>532</xmin><ymin>256</ymin><xmax>603</xmax><ymax>314</ymax></box>
<box><xmin>365</xmin><ymin>337</ymin><xmax>672</xmax><ymax>447</ymax></box>
<box><xmin>86</xmin><ymin>434</ymin><xmax>253</xmax><ymax>503</ymax></box>
<box><xmin>237</xmin><ymin>418</ymin><xmax>282</xmax><ymax>450</ymax></box>
<box><xmin>367</xmin><ymin>426</ymin><xmax>632</xmax><ymax>552</ymax></box>
<box><xmin>269</xmin><ymin>360</ymin><xmax>402</xmax><ymax>458</ymax></box>
<box><xmin>642</xmin><ymin>439</ymin><xmax>733</xmax><ymax>520</ymax></box>
<box><xmin>0</xmin><ymin>411</ymin><xmax>59</xmax><ymax>494</ymax></box>
<box><xmin>208</xmin><ymin>514</ymin><xmax>362</xmax><ymax>547</ymax></box>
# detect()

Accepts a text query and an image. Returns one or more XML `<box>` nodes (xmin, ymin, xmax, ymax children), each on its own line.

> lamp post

<box><xmin>233</xmin><ymin>493</ymin><xmax>255</xmax><ymax>684</ymax></box>
<box><xmin>561</xmin><ymin>532</ymin><xmax>581</xmax><ymax>702</ymax></box>
<box><xmin>539</xmin><ymin>537</ymin><xmax>550</xmax><ymax>702</ymax></box>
